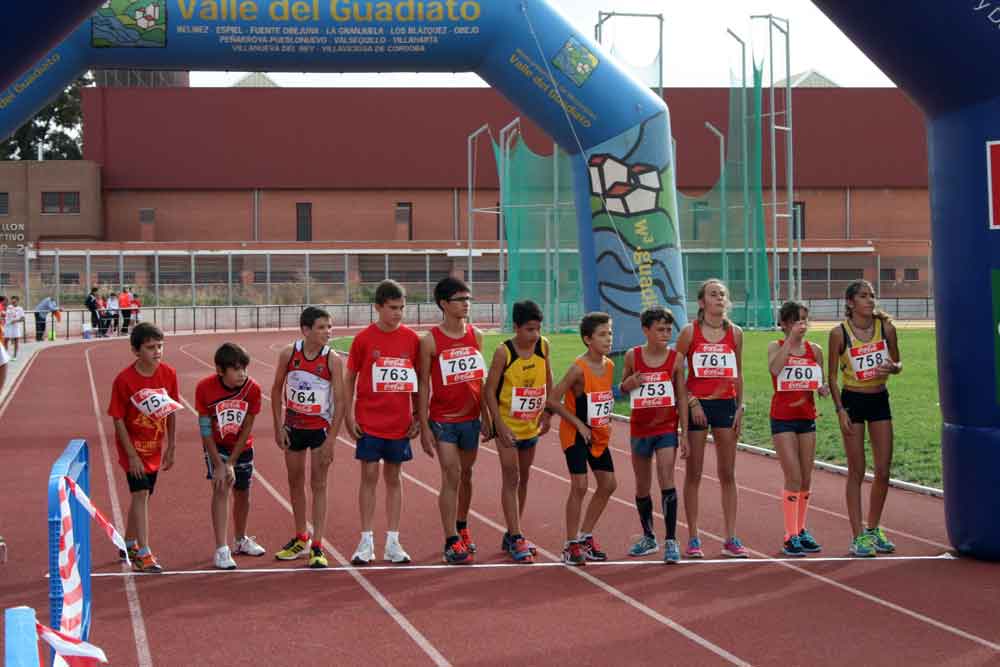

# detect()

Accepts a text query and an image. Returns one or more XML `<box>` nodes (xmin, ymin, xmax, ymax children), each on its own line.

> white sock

<box><xmin>361</xmin><ymin>530</ymin><xmax>373</xmax><ymax>542</ymax></box>
<box><xmin>578</xmin><ymin>532</ymin><xmax>592</xmax><ymax>541</ymax></box>
<box><xmin>386</xmin><ymin>530</ymin><xmax>400</xmax><ymax>544</ymax></box>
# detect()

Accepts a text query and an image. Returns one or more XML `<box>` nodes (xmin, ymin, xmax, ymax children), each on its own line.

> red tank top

<box><xmin>429</xmin><ymin>325</ymin><xmax>484</xmax><ymax>423</ymax></box>
<box><xmin>769</xmin><ymin>339</ymin><xmax>819</xmax><ymax>421</ymax></box>
<box><xmin>284</xmin><ymin>340</ymin><xmax>334</xmax><ymax>430</ymax></box>
<box><xmin>685</xmin><ymin>322</ymin><xmax>738</xmax><ymax>399</ymax></box>
<box><xmin>630</xmin><ymin>346</ymin><xmax>679</xmax><ymax>438</ymax></box>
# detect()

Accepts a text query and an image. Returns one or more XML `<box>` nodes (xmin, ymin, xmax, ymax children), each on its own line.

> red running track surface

<box><xmin>1</xmin><ymin>330</ymin><xmax>998</xmax><ymax>666</ymax></box>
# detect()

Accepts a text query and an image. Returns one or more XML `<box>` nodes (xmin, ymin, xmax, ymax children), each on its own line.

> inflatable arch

<box><xmin>0</xmin><ymin>0</ymin><xmax>687</xmax><ymax>354</ymax></box>
<box><xmin>5</xmin><ymin>2</ymin><xmax>1000</xmax><ymax>560</ymax></box>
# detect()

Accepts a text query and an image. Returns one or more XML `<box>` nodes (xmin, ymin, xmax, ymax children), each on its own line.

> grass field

<box><xmin>333</xmin><ymin>327</ymin><xmax>942</xmax><ymax>487</ymax></box>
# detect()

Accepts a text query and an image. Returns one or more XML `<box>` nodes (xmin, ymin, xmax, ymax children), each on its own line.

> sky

<box><xmin>190</xmin><ymin>0</ymin><xmax>894</xmax><ymax>88</ymax></box>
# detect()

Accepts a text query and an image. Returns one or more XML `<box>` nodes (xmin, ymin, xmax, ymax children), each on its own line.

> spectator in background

<box><xmin>132</xmin><ymin>292</ymin><xmax>142</xmax><ymax>324</ymax></box>
<box><xmin>98</xmin><ymin>293</ymin><xmax>111</xmax><ymax>337</ymax></box>
<box><xmin>4</xmin><ymin>296</ymin><xmax>24</xmax><ymax>359</ymax></box>
<box><xmin>0</xmin><ymin>337</ymin><xmax>8</xmax><ymax>393</ymax></box>
<box><xmin>108</xmin><ymin>292</ymin><xmax>120</xmax><ymax>336</ymax></box>
<box><xmin>85</xmin><ymin>288</ymin><xmax>100</xmax><ymax>335</ymax></box>
<box><xmin>0</xmin><ymin>295</ymin><xmax>6</xmax><ymax>349</ymax></box>
<box><xmin>35</xmin><ymin>296</ymin><xmax>59</xmax><ymax>342</ymax></box>
<box><xmin>120</xmin><ymin>287</ymin><xmax>133</xmax><ymax>335</ymax></box>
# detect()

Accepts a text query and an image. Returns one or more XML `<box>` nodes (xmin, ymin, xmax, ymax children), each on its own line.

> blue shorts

<box><xmin>429</xmin><ymin>419</ymin><xmax>481</xmax><ymax>451</ymax></box>
<box><xmin>356</xmin><ymin>433</ymin><xmax>413</xmax><ymax>464</ymax></box>
<box><xmin>515</xmin><ymin>436</ymin><xmax>539</xmax><ymax>450</ymax></box>
<box><xmin>630</xmin><ymin>433</ymin><xmax>678</xmax><ymax>458</ymax></box>
<box><xmin>770</xmin><ymin>419</ymin><xmax>817</xmax><ymax>435</ymax></box>
<box><xmin>688</xmin><ymin>398</ymin><xmax>737</xmax><ymax>431</ymax></box>
<box><xmin>204</xmin><ymin>447</ymin><xmax>254</xmax><ymax>491</ymax></box>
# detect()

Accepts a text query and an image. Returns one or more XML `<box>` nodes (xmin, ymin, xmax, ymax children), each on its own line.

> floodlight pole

<box><xmin>728</xmin><ymin>27</ymin><xmax>754</xmax><ymax>326</ymax></box>
<box><xmin>499</xmin><ymin>118</ymin><xmax>521</xmax><ymax>320</ymax></box>
<box><xmin>705</xmin><ymin>121</ymin><xmax>728</xmax><ymax>287</ymax></box>
<box><xmin>467</xmin><ymin>123</ymin><xmax>490</xmax><ymax>288</ymax></box>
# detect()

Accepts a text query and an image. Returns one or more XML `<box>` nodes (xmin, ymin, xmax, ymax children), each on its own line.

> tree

<box><xmin>1</xmin><ymin>72</ymin><xmax>93</xmax><ymax>161</ymax></box>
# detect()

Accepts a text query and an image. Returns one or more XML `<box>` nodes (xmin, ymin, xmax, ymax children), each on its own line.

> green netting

<box><xmin>677</xmin><ymin>62</ymin><xmax>773</xmax><ymax>328</ymax></box>
<box><xmin>495</xmin><ymin>139</ymin><xmax>583</xmax><ymax>331</ymax></box>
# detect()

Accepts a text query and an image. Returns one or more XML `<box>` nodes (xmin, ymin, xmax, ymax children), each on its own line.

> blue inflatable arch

<box><xmin>0</xmin><ymin>0</ymin><xmax>687</xmax><ymax>355</ymax></box>
<box><xmin>5</xmin><ymin>1</ymin><xmax>999</xmax><ymax>560</ymax></box>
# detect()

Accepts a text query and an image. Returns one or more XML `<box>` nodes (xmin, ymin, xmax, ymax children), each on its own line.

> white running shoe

<box><xmin>213</xmin><ymin>545</ymin><xmax>237</xmax><ymax>570</ymax></box>
<box><xmin>384</xmin><ymin>540</ymin><xmax>411</xmax><ymax>564</ymax></box>
<box><xmin>233</xmin><ymin>535</ymin><xmax>266</xmax><ymax>557</ymax></box>
<box><xmin>351</xmin><ymin>535</ymin><xmax>375</xmax><ymax>565</ymax></box>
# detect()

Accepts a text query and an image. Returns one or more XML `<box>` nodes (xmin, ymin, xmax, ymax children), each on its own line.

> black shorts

<box><xmin>841</xmin><ymin>388</ymin><xmax>892</xmax><ymax>424</ymax></box>
<box><xmin>286</xmin><ymin>427</ymin><xmax>328</xmax><ymax>452</ymax></box>
<box><xmin>688</xmin><ymin>398</ymin><xmax>738</xmax><ymax>432</ymax></box>
<box><xmin>564</xmin><ymin>441</ymin><xmax>614</xmax><ymax>475</ymax></box>
<box><xmin>204</xmin><ymin>447</ymin><xmax>254</xmax><ymax>491</ymax></box>
<box><xmin>127</xmin><ymin>471</ymin><xmax>158</xmax><ymax>495</ymax></box>
<box><xmin>770</xmin><ymin>419</ymin><xmax>817</xmax><ymax>435</ymax></box>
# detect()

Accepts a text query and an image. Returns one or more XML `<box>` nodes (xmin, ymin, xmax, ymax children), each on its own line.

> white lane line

<box><xmin>84</xmin><ymin>552</ymin><xmax>957</xmax><ymax>578</ymax></box>
<box><xmin>335</xmin><ymin>437</ymin><xmax>750</xmax><ymax>667</ymax></box>
<box><xmin>476</xmin><ymin>444</ymin><xmax>999</xmax><ymax>653</ymax></box>
<box><xmin>83</xmin><ymin>347</ymin><xmax>153</xmax><ymax>667</ymax></box>
<box><xmin>173</xmin><ymin>390</ymin><xmax>450</xmax><ymax>667</ymax></box>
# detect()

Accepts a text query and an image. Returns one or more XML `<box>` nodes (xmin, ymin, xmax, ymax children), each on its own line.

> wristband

<box><xmin>198</xmin><ymin>415</ymin><xmax>212</xmax><ymax>437</ymax></box>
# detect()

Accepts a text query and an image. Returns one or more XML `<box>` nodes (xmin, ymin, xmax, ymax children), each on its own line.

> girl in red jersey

<box><xmin>768</xmin><ymin>301</ymin><xmax>830</xmax><ymax>556</ymax></box>
<box><xmin>675</xmin><ymin>278</ymin><xmax>747</xmax><ymax>558</ymax></box>
<box><xmin>619</xmin><ymin>307</ymin><xmax>688</xmax><ymax>563</ymax></box>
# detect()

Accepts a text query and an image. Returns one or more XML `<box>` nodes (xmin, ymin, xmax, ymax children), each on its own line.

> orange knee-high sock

<box><xmin>782</xmin><ymin>490</ymin><xmax>798</xmax><ymax>541</ymax></box>
<box><xmin>796</xmin><ymin>490</ymin><xmax>811</xmax><ymax>534</ymax></box>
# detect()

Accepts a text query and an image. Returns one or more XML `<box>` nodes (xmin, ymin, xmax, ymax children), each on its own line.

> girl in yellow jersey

<box><xmin>827</xmin><ymin>280</ymin><xmax>902</xmax><ymax>557</ymax></box>
<box><xmin>485</xmin><ymin>300</ymin><xmax>553</xmax><ymax>564</ymax></box>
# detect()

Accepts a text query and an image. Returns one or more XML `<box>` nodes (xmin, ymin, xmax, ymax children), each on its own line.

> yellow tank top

<box><xmin>496</xmin><ymin>337</ymin><xmax>549</xmax><ymax>440</ymax></box>
<box><xmin>838</xmin><ymin>318</ymin><xmax>891</xmax><ymax>389</ymax></box>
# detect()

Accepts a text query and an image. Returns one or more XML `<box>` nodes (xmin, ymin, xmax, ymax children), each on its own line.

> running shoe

<box><xmin>508</xmin><ymin>536</ymin><xmax>534</xmax><ymax>564</ymax></box>
<box><xmin>118</xmin><ymin>543</ymin><xmax>139</xmax><ymax>562</ymax></box>
<box><xmin>132</xmin><ymin>551</ymin><xmax>163</xmax><ymax>573</ymax></box>
<box><xmin>581</xmin><ymin>535</ymin><xmax>607</xmax><ymax>561</ymax></box>
<box><xmin>849</xmin><ymin>533</ymin><xmax>876</xmax><ymax>558</ymax></box>
<box><xmin>663</xmin><ymin>539</ymin><xmax>681</xmax><ymax>564</ymax></box>
<box><xmin>628</xmin><ymin>534</ymin><xmax>659</xmax><ymax>557</ymax></box>
<box><xmin>458</xmin><ymin>526</ymin><xmax>477</xmax><ymax>554</ymax></box>
<box><xmin>443</xmin><ymin>539</ymin><xmax>471</xmax><ymax>565</ymax></box>
<box><xmin>384</xmin><ymin>540</ymin><xmax>411</xmax><ymax>564</ymax></box>
<box><xmin>525</xmin><ymin>539</ymin><xmax>538</xmax><ymax>556</ymax></box>
<box><xmin>685</xmin><ymin>537</ymin><xmax>705</xmax><ymax>559</ymax></box>
<box><xmin>274</xmin><ymin>536</ymin><xmax>310</xmax><ymax>561</ymax></box>
<box><xmin>798</xmin><ymin>529</ymin><xmax>822</xmax><ymax>553</ymax></box>
<box><xmin>866</xmin><ymin>527</ymin><xmax>896</xmax><ymax>553</ymax></box>
<box><xmin>562</xmin><ymin>541</ymin><xmax>586</xmax><ymax>566</ymax></box>
<box><xmin>782</xmin><ymin>535</ymin><xmax>806</xmax><ymax>557</ymax></box>
<box><xmin>501</xmin><ymin>531</ymin><xmax>512</xmax><ymax>553</ymax></box>
<box><xmin>308</xmin><ymin>546</ymin><xmax>329</xmax><ymax>569</ymax></box>
<box><xmin>351</xmin><ymin>535</ymin><xmax>375</xmax><ymax>565</ymax></box>
<box><xmin>722</xmin><ymin>537</ymin><xmax>749</xmax><ymax>558</ymax></box>
<box><xmin>213</xmin><ymin>545</ymin><xmax>237</xmax><ymax>570</ymax></box>
<box><xmin>233</xmin><ymin>536</ymin><xmax>266</xmax><ymax>557</ymax></box>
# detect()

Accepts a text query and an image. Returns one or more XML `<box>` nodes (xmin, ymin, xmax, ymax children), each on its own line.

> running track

<box><xmin>1</xmin><ymin>331</ymin><xmax>998</xmax><ymax>666</ymax></box>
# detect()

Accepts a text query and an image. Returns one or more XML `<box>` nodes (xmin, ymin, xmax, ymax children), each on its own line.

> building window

<box><xmin>0</xmin><ymin>192</ymin><xmax>9</xmax><ymax>215</ymax></box>
<box><xmin>41</xmin><ymin>192</ymin><xmax>80</xmax><ymax>214</ymax></box>
<box><xmin>793</xmin><ymin>201</ymin><xmax>806</xmax><ymax>240</ymax></box>
<box><xmin>97</xmin><ymin>271</ymin><xmax>136</xmax><ymax>284</ymax></box>
<box><xmin>296</xmin><ymin>203</ymin><xmax>312</xmax><ymax>242</ymax></box>
<box><xmin>395</xmin><ymin>202</ymin><xmax>413</xmax><ymax>241</ymax></box>
<box><xmin>904</xmin><ymin>268</ymin><xmax>920</xmax><ymax>282</ymax></box>
<box><xmin>830</xmin><ymin>269</ymin><xmax>864</xmax><ymax>281</ymax></box>
<box><xmin>880</xmin><ymin>268</ymin><xmax>897</xmax><ymax>282</ymax></box>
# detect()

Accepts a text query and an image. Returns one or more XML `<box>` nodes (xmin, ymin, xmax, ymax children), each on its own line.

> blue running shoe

<box><xmin>628</xmin><ymin>534</ymin><xmax>658</xmax><ymax>557</ymax></box>
<box><xmin>663</xmin><ymin>539</ymin><xmax>681</xmax><ymax>564</ymax></box>
<box><xmin>849</xmin><ymin>533</ymin><xmax>876</xmax><ymax>558</ymax></box>
<box><xmin>782</xmin><ymin>535</ymin><xmax>806</xmax><ymax>557</ymax></box>
<box><xmin>866</xmin><ymin>527</ymin><xmax>895</xmax><ymax>553</ymax></box>
<box><xmin>798</xmin><ymin>529</ymin><xmax>822</xmax><ymax>553</ymax></box>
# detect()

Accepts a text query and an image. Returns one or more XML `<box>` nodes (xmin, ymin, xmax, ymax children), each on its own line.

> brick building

<box><xmin>0</xmin><ymin>85</ymin><xmax>932</xmax><ymax>301</ymax></box>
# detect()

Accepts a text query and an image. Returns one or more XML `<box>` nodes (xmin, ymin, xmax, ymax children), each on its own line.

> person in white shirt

<box><xmin>108</xmin><ymin>293</ymin><xmax>120</xmax><ymax>336</ymax></box>
<box><xmin>3</xmin><ymin>296</ymin><xmax>25</xmax><ymax>360</ymax></box>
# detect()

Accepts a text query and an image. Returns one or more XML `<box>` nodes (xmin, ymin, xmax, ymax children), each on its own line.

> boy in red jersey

<box><xmin>418</xmin><ymin>277</ymin><xmax>489</xmax><ymax>565</ymax></box>
<box><xmin>619</xmin><ymin>307</ymin><xmax>689</xmax><ymax>563</ymax></box>
<box><xmin>107</xmin><ymin>322</ymin><xmax>181</xmax><ymax>572</ymax></box>
<box><xmin>195</xmin><ymin>342</ymin><xmax>265</xmax><ymax>570</ymax></box>
<box><xmin>345</xmin><ymin>280</ymin><xmax>420</xmax><ymax>566</ymax></box>
<box><xmin>271</xmin><ymin>306</ymin><xmax>345</xmax><ymax>569</ymax></box>
<box><xmin>549</xmin><ymin>312</ymin><xmax>618</xmax><ymax>566</ymax></box>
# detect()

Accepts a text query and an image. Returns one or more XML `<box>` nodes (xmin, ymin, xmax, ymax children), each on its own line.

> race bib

<box><xmin>130</xmin><ymin>388</ymin><xmax>182</xmax><ymax>421</ymax></box>
<box><xmin>692</xmin><ymin>343</ymin><xmax>738</xmax><ymax>378</ymax></box>
<box><xmin>510</xmin><ymin>387</ymin><xmax>546</xmax><ymax>421</ymax></box>
<box><xmin>215</xmin><ymin>399</ymin><xmax>249</xmax><ymax>438</ymax></box>
<box><xmin>439</xmin><ymin>346</ymin><xmax>486</xmax><ymax>385</ymax></box>
<box><xmin>285</xmin><ymin>380</ymin><xmax>329</xmax><ymax>415</ymax></box>
<box><xmin>777</xmin><ymin>358</ymin><xmax>823</xmax><ymax>392</ymax></box>
<box><xmin>372</xmin><ymin>357</ymin><xmax>417</xmax><ymax>393</ymax></box>
<box><xmin>850</xmin><ymin>340</ymin><xmax>889</xmax><ymax>382</ymax></box>
<box><xmin>630</xmin><ymin>372</ymin><xmax>675</xmax><ymax>409</ymax></box>
<box><xmin>586</xmin><ymin>391</ymin><xmax>614</xmax><ymax>427</ymax></box>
